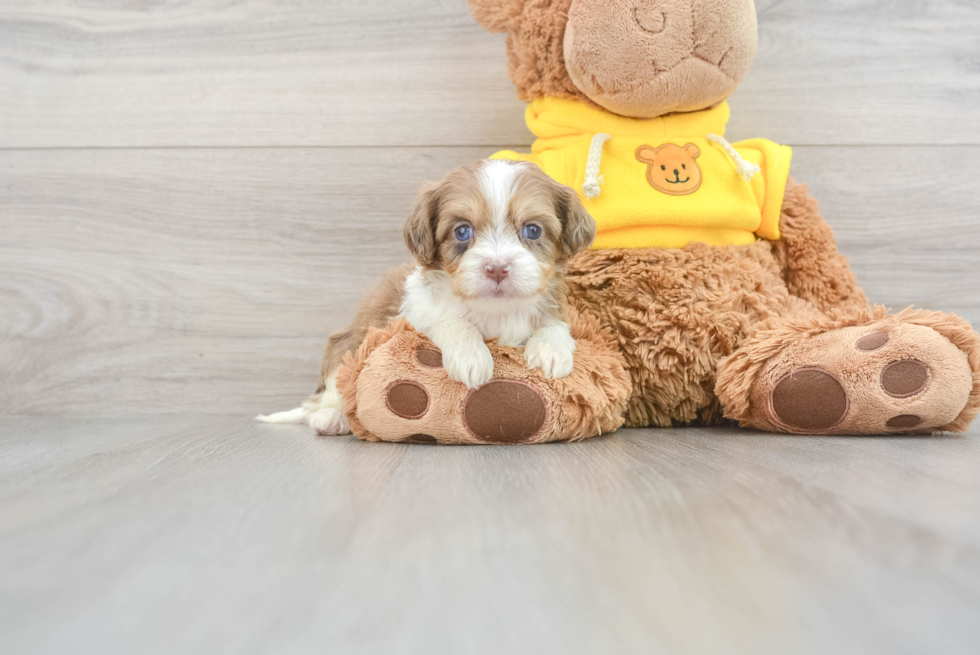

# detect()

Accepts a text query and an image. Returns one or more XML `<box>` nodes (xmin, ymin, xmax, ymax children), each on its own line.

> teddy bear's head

<box><xmin>469</xmin><ymin>0</ymin><xmax>758</xmax><ymax>118</ymax></box>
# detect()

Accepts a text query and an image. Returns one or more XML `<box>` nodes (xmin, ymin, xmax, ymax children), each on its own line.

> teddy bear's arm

<box><xmin>771</xmin><ymin>177</ymin><xmax>869</xmax><ymax>314</ymax></box>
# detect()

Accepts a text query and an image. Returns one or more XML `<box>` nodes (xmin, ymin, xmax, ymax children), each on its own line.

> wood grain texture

<box><xmin>0</xmin><ymin>0</ymin><xmax>978</xmax><ymax>148</ymax></box>
<box><xmin>0</xmin><ymin>417</ymin><xmax>978</xmax><ymax>655</ymax></box>
<box><xmin>728</xmin><ymin>0</ymin><xmax>980</xmax><ymax>145</ymax></box>
<box><xmin>2</xmin><ymin>146</ymin><xmax>979</xmax><ymax>416</ymax></box>
<box><xmin>0</xmin><ymin>147</ymin><xmax>486</xmax><ymax>415</ymax></box>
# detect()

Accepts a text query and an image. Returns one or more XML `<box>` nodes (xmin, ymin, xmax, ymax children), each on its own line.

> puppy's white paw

<box><xmin>309</xmin><ymin>408</ymin><xmax>351</xmax><ymax>436</ymax></box>
<box><xmin>525</xmin><ymin>331</ymin><xmax>576</xmax><ymax>379</ymax></box>
<box><xmin>442</xmin><ymin>339</ymin><xmax>495</xmax><ymax>389</ymax></box>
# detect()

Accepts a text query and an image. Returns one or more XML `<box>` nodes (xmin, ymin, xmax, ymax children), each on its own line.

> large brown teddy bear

<box><xmin>338</xmin><ymin>0</ymin><xmax>980</xmax><ymax>442</ymax></box>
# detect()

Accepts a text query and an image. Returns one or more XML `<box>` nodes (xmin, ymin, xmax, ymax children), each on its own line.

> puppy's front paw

<box><xmin>309</xmin><ymin>408</ymin><xmax>351</xmax><ymax>436</ymax></box>
<box><xmin>443</xmin><ymin>340</ymin><xmax>494</xmax><ymax>389</ymax></box>
<box><xmin>525</xmin><ymin>332</ymin><xmax>575</xmax><ymax>379</ymax></box>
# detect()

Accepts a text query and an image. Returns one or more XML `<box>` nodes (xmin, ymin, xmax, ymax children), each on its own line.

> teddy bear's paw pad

<box><xmin>771</xmin><ymin>367</ymin><xmax>849</xmax><ymax>431</ymax></box>
<box><xmin>855</xmin><ymin>332</ymin><xmax>889</xmax><ymax>351</ymax></box>
<box><xmin>385</xmin><ymin>381</ymin><xmax>430</xmax><ymax>419</ymax></box>
<box><xmin>886</xmin><ymin>415</ymin><xmax>923</xmax><ymax>429</ymax></box>
<box><xmin>880</xmin><ymin>359</ymin><xmax>929</xmax><ymax>398</ymax></box>
<box><xmin>415</xmin><ymin>348</ymin><xmax>443</xmax><ymax>368</ymax></box>
<box><xmin>463</xmin><ymin>380</ymin><xmax>547</xmax><ymax>443</ymax></box>
<box><xmin>401</xmin><ymin>433</ymin><xmax>439</xmax><ymax>444</ymax></box>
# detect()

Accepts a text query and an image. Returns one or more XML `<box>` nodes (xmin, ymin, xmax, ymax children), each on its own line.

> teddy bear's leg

<box><xmin>716</xmin><ymin>307</ymin><xmax>980</xmax><ymax>434</ymax></box>
<box><xmin>565</xmin><ymin>242</ymin><xmax>807</xmax><ymax>428</ymax></box>
<box><xmin>771</xmin><ymin>177</ymin><xmax>869</xmax><ymax>315</ymax></box>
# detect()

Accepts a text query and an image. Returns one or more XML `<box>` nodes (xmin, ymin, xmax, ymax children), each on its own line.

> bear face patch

<box><xmin>635</xmin><ymin>143</ymin><xmax>703</xmax><ymax>196</ymax></box>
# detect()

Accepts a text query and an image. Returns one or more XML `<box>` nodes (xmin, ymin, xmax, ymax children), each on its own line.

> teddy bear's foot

<box><xmin>347</xmin><ymin>346</ymin><xmax>561</xmax><ymax>444</ymax></box>
<box><xmin>717</xmin><ymin>308</ymin><xmax>980</xmax><ymax>434</ymax></box>
<box><xmin>336</xmin><ymin>317</ymin><xmax>631</xmax><ymax>444</ymax></box>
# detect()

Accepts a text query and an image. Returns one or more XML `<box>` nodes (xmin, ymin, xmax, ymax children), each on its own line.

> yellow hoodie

<box><xmin>492</xmin><ymin>98</ymin><xmax>793</xmax><ymax>249</ymax></box>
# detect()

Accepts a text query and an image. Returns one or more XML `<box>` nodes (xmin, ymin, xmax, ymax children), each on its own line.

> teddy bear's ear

<box><xmin>684</xmin><ymin>143</ymin><xmax>701</xmax><ymax>159</ymax></box>
<box><xmin>635</xmin><ymin>146</ymin><xmax>658</xmax><ymax>164</ymax></box>
<box><xmin>467</xmin><ymin>0</ymin><xmax>527</xmax><ymax>33</ymax></box>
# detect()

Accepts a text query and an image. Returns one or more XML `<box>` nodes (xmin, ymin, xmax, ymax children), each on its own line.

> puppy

<box><xmin>257</xmin><ymin>159</ymin><xmax>597</xmax><ymax>435</ymax></box>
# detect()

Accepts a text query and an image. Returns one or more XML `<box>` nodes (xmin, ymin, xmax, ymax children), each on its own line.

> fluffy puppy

<box><xmin>258</xmin><ymin>159</ymin><xmax>596</xmax><ymax>435</ymax></box>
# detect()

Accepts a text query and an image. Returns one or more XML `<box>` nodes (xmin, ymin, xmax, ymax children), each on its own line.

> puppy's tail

<box><xmin>255</xmin><ymin>381</ymin><xmax>343</xmax><ymax>426</ymax></box>
<box><xmin>254</xmin><ymin>404</ymin><xmax>312</xmax><ymax>424</ymax></box>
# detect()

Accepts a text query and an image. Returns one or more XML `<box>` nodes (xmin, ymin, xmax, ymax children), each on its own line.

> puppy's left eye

<box><xmin>454</xmin><ymin>224</ymin><xmax>473</xmax><ymax>241</ymax></box>
<box><xmin>523</xmin><ymin>224</ymin><xmax>542</xmax><ymax>240</ymax></box>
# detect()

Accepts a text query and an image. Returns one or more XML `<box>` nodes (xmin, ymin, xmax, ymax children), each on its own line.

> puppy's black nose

<box><xmin>673</xmin><ymin>169</ymin><xmax>679</xmax><ymax>176</ymax></box>
<box><xmin>484</xmin><ymin>263</ymin><xmax>510</xmax><ymax>284</ymax></box>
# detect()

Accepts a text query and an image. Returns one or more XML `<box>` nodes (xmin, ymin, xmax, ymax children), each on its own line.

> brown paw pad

<box><xmin>415</xmin><ymin>348</ymin><xmax>443</xmax><ymax>368</ymax></box>
<box><xmin>880</xmin><ymin>360</ymin><xmax>929</xmax><ymax>398</ymax></box>
<box><xmin>403</xmin><ymin>433</ymin><xmax>438</xmax><ymax>444</ymax></box>
<box><xmin>886</xmin><ymin>415</ymin><xmax>923</xmax><ymax>430</ymax></box>
<box><xmin>463</xmin><ymin>380</ymin><xmax>546</xmax><ymax>443</ymax></box>
<box><xmin>856</xmin><ymin>332</ymin><xmax>890</xmax><ymax>351</ymax></box>
<box><xmin>385</xmin><ymin>381</ymin><xmax>429</xmax><ymax>419</ymax></box>
<box><xmin>771</xmin><ymin>367</ymin><xmax>849</xmax><ymax>431</ymax></box>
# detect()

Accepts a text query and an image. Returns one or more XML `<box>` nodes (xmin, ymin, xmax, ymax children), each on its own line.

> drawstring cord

<box><xmin>582</xmin><ymin>133</ymin><xmax>611</xmax><ymax>199</ymax></box>
<box><xmin>706</xmin><ymin>133</ymin><xmax>761</xmax><ymax>181</ymax></box>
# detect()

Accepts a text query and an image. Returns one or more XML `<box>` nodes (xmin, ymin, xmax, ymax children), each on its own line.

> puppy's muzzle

<box><xmin>484</xmin><ymin>261</ymin><xmax>511</xmax><ymax>284</ymax></box>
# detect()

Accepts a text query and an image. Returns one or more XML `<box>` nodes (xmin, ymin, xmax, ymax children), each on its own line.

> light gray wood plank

<box><xmin>788</xmin><ymin>146</ymin><xmax>980</xmax><ymax>320</ymax></box>
<box><xmin>0</xmin><ymin>0</ymin><xmax>529</xmax><ymax>148</ymax></box>
<box><xmin>0</xmin><ymin>0</ymin><xmax>977</xmax><ymax>148</ymax></box>
<box><xmin>0</xmin><ymin>147</ymin><xmax>489</xmax><ymax>415</ymax></box>
<box><xmin>0</xmin><ymin>417</ymin><xmax>978</xmax><ymax>655</ymax></box>
<box><xmin>1</xmin><ymin>145</ymin><xmax>978</xmax><ymax>416</ymax></box>
<box><xmin>730</xmin><ymin>0</ymin><xmax>980</xmax><ymax>145</ymax></box>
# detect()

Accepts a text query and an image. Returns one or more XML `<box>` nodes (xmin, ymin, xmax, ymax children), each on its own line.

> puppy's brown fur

<box><xmin>316</xmin><ymin>264</ymin><xmax>411</xmax><ymax>394</ymax></box>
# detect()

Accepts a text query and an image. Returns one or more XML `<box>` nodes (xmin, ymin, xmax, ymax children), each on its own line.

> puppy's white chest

<box><xmin>467</xmin><ymin>309</ymin><xmax>536</xmax><ymax>347</ymax></box>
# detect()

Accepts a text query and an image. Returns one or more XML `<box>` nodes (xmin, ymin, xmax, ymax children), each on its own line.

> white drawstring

<box><xmin>582</xmin><ymin>133</ymin><xmax>611</xmax><ymax>199</ymax></box>
<box><xmin>706</xmin><ymin>133</ymin><xmax>761</xmax><ymax>181</ymax></box>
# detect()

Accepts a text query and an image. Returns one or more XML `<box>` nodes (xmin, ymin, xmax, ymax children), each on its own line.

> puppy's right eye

<box><xmin>454</xmin><ymin>224</ymin><xmax>473</xmax><ymax>241</ymax></box>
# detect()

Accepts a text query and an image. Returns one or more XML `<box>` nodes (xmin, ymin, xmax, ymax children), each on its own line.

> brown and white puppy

<box><xmin>257</xmin><ymin>159</ymin><xmax>596</xmax><ymax>435</ymax></box>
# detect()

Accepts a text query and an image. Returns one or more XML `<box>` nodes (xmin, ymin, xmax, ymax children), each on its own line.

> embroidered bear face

<box><xmin>635</xmin><ymin>143</ymin><xmax>703</xmax><ymax>196</ymax></box>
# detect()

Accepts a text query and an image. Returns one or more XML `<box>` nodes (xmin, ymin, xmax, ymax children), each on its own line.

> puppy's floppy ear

<box><xmin>552</xmin><ymin>181</ymin><xmax>597</xmax><ymax>256</ymax></box>
<box><xmin>403</xmin><ymin>181</ymin><xmax>441</xmax><ymax>266</ymax></box>
<box><xmin>468</xmin><ymin>0</ymin><xmax>526</xmax><ymax>33</ymax></box>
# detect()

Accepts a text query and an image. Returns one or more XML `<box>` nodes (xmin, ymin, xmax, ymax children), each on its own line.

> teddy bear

<box><xmin>336</xmin><ymin>0</ymin><xmax>980</xmax><ymax>443</ymax></box>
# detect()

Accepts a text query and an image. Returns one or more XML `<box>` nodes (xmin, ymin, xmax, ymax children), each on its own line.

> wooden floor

<box><xmin>2</xmin><ymin>0</ymin><xmax>980</xmax><ymax>652</ymax></box>
<box><xmin>1</xmin><ymin>417</ymin><xmax>979</xmax><ymax>654</ymax></box>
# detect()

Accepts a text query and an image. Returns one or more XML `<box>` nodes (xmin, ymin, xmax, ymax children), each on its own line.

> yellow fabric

<box><xmin>492</xmin><ymin>97</ymin><xmax>793</xmax><ymax>249</ymax></box>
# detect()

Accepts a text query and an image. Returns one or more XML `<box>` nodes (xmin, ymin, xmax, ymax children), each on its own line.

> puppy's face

<box><xmin>403</xmin><ymin>160</ymin><xmax>596</xmax><ymax>303</ymax></box>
